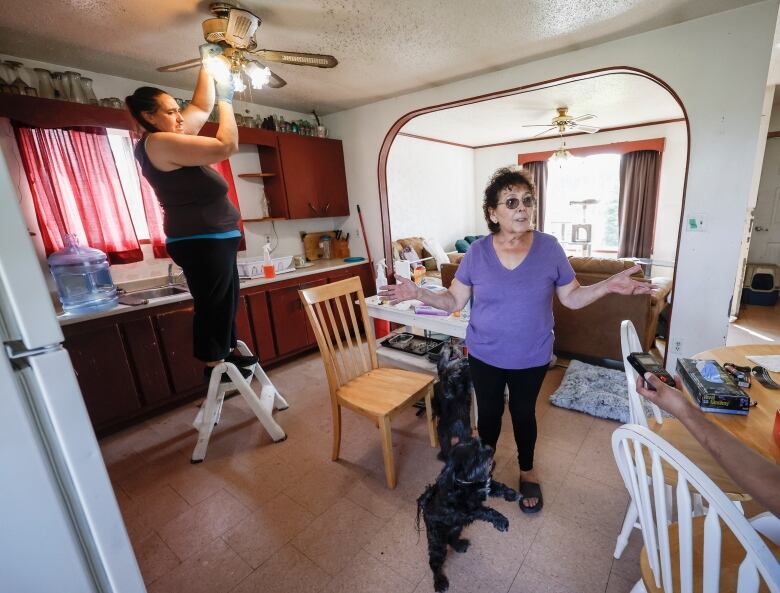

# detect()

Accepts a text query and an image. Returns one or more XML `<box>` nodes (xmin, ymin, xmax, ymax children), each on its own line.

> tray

<box><xmin>381</xmin><ymin>332</ymin><xmax>445</xmax><ymax>356</ymax></box>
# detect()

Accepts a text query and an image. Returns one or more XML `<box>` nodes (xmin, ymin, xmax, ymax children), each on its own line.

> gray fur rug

<box><xmin>549</xmin><ymin>359</ymin><xmax>664</xmax><ymax>423</ymax></box>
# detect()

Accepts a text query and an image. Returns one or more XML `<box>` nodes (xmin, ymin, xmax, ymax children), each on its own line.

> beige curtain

<box><xmin>523</xmin><ymin>160</ymin><xmax>548</xmax><ymax>231</ymax></box>
<box><xmin>618</xmin><ymin>150</ymin><xmax>660</xmax><ymax>258</ymax></box>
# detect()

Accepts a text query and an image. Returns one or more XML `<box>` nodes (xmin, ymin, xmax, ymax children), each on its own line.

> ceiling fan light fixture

<box><xmin>203</xmin><ymin>55</ymin><xmax>231</xmax><ymax>82</ymax></box>
<box><xmin>232</xmin><ymin>71</ymin><xmax>247</xmax><ymax>93</ymax></box>
<box><xmin>244</xmin><ymin>61</ymin><xmax>272</xmax><ymax>90</ymax></box>
<box><xmin>225</xmin><ymin>8</ymin><xmax>260</xmax><ymax>49</ymax></box>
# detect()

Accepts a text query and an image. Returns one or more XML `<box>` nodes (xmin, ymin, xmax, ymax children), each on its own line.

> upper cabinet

<box><xmin>261</xmin><ymin>134</ymin><xmax>350</xmax><ymax>220</ymax></box>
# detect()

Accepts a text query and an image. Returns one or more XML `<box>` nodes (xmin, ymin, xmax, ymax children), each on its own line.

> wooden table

<box><xmin>692</xmin><ymin>344</ymin><xmax>780</xmax><ymax>464</ymax></box>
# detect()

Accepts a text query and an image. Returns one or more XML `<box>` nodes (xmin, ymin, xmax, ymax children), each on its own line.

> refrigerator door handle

<box><xmin>5</xmin><ymin>340</ymin><xmax>61</xmax><ymax>362</ymax></box>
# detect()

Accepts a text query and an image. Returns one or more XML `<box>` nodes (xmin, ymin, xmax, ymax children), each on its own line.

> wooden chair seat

<box><xmin>337</xmin><ymin>368</ymin><xmax>434</xmax><ymax>417</ymax></box>
<box><xmin>640</xmin><ymin>516</ymin><xmax>780</xmax><ymax>593</ymax></box>
<box><xmin>649</xmin><ymin>418</ymin><xmax>750</xmax><ymax>502</ymax></box>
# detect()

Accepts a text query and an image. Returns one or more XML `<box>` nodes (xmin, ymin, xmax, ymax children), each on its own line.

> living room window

<box><xmin>543</xmin><ymin>153</ymin><xmax>621</xmax><ymax>257</ymax></box>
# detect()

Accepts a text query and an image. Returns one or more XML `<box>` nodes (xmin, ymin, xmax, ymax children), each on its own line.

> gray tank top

<box><xmin>134</xmin><ymin>136</ymin><xmax>240</xmax><ymax>238</ymax></box>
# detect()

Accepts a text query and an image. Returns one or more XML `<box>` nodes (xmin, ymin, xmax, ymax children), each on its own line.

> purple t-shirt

<box><xmin>455</xmin><ymin>231</ymin><xmax>575</xmax><ymax>369</ymax></box>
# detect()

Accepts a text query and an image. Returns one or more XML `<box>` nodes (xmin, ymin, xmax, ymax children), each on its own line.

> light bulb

<box><xmin>232</xmin><ymin>72</ymin><xmax>246</xmax><ymax>93</ymax></box>
<box><xmin>203</xmin><ymin>55</ymin><xmax>231</xmax><ymax>82</ymax></box>
<box><xmin>245</xmin><ymin>61</ymin><xmax>272</xmax><ymax>90</ymax></box>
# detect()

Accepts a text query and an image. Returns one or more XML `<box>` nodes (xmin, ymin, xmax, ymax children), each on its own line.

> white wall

<box><xmin>748</xmin><ymin>101</ymin><xmax>780</xmax><ymax>264</ymax></box>
<box><xmin>387</xmin><ymin>135</ymin><xmax>476</xmax><ymax>250</ymax></box>
<box><xmin>472</xmin><ymin>121</ymin><xmax>687</xmax><ymax>268</ymax></box>
<box><xmin>323</xmin><ymin>1</ymin><xmax>779</xmax><ymax>370</ymax></box>
<box><xmin>0</xmin><ymin>53</ymin><xmax>350</xmax><ymax>285</ymax></box>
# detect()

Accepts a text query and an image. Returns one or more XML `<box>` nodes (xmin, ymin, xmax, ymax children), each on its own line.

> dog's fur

<box><xmin>432</xmin><ymin>345</ymin><xmax>473</xmax><ymax>461</ymax></box>
<box><xmin>417</xmin><ymin>438</ymin><xmax>517</xmax><ymax>592</ymax></box>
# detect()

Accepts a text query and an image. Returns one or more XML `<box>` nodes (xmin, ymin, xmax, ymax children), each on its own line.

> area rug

<box><xmin>549</xmin><ymin>359</ymin><xmax>666</xmax><ymax>423</ymax></box>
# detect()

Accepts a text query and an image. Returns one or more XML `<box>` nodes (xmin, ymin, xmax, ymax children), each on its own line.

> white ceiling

<box><xmin>0</xmin><ymin>0</ymin><xmax>766</xmax><ymax>114</ymax></box>
<box><xmin>401</xmin><ymin>73</ymin><xmax>685</xmax><ymax>147</ymax></box>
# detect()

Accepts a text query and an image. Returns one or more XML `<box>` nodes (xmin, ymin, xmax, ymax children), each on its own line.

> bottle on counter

<box><xmin>414</xmin><ymin>264</ymin><xmax>425</xmax><ymax>286</ymax></box>
<box><xmin>262</xmin><ymin>241</ymin><xmax>276</xmax><ymax>279</ymax></box>
<box><xmin>49</xmin><ymin>234</ymin><xmax>118</xmax><ymax>314</ymax></box>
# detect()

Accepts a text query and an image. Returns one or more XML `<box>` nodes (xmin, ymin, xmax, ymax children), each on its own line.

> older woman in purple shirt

<box><xmin>380</xmin><ymin>166</ymin><xmax>652</xmax><ymax>512</ymax></box>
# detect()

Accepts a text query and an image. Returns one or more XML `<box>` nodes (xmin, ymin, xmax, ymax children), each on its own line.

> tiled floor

<box><xmin>100</xmin><ymin>354</ymin><xmax>642</xmax><ymax>593</ymax></box>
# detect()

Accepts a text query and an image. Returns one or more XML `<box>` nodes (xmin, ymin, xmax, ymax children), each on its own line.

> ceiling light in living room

<box><xmin>551</xmin><ymin>138</ymin><xmax>572</xmax><ymax>164</ymax></box>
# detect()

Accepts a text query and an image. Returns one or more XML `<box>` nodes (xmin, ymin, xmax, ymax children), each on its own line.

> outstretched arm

<box><xmin>180</xmin><ymin>44</ymin><xmax>222</xmax><ymax>135</ymax></box>
<box><xmin>637</xmin><ymin>373</ymin><xmax>780</xmax><ymax>517</ymax></box>
<box><xmin>379</xmin><ymin>276</ymin><xmax>472</xmax><ymax>314</ymax></box>
<box><xmin>556</xmin><ymin>264</ymin><xmax>655</xmax><ymax>310</ymax></box>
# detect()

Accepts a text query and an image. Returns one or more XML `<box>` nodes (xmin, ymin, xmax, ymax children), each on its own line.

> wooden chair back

<box><xmin>612</xmin><ymin>425</ymin><xmax>780</xmax><ymax>592</ymax></box>
<box><xmin>621</xmin><ymin>319</ymin><xmax>664</xmax><ymax>426</ymax></box>
<box><xmin>299</xmin><ymin>276</ymin><xmax>378</xmax><ymax>395</ymax></box>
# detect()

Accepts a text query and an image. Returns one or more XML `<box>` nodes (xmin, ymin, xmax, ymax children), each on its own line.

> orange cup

<box><xmin>262</xmin><ymin>263</ymin><xmax>276</xmax><ymax>279</ymax></box>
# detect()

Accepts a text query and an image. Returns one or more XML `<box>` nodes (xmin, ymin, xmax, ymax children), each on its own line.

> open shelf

<box><xmin>238</xmin><ymin>173</ymin><xmax>275</xmax><ymax>179</ymax></box>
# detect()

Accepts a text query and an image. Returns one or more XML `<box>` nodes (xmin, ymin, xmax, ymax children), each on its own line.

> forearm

<box><xmin>215</xmin><ymin>101</ymin><xmax>238</xmax><ymax>154</ymax></box>
<box><xmin>561</xmin><ymin>280</ymin><xmax>609</xmax><ymax>310</ymax></box>
<box><xmin>677</xmin><ymin>406</ymin><xmax>780</xmax><ymax>516</ymax></box>
<box><xmin>190</xmin><ymin>68</ymin><xmax>215</xmax><ymax>113</ymax></box>
<box><xmin>416</xmin><ymin>288</ymin><xmax>458</xmax><ymax>313</ymax></box>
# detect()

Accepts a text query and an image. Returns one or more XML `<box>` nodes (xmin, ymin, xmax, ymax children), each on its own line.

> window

<box><xmin>106</xmin><ymin>129</ymin><xmax>149</xmax><ymax>240</ymax></box>
<box><xmin>544</xmin><ymin>153</ymin><xmax>620</xmax><ymax>256</ymax></box>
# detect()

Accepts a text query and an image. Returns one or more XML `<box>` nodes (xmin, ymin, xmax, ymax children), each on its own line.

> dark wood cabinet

<box><xmin>63</xmin><ymin>263</ymin><xmax>371</xmax><ymax>436</ymax></box>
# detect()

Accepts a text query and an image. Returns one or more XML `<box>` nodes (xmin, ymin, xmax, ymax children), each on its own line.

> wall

<box><xmin>386</xmin><ymin>135</ymin><xmax>476</xmax><ymax>250</ymax></box>
<box><xmin>0</xmin><ymin>53</ymin><xmax>348</xmax><ymax>286</ymax></box>
<box><xmin>748</xmin><ymin>100</ymin><xmax>780</xmax><ymax>264</ymax></box>
<box><xmin>323</xmin><ymin>1</ymin><xmax>779</xmax><ymax>370</ymax></box>
<box><xmin>473</xmin><ymin>120</ymin><xmax>687</xmax><ymax>270</ymax></box>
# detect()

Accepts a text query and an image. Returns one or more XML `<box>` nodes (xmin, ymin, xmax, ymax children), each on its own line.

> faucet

<box><xmin>167</xmin><ymin>263</ymin><xmax>186</xmax><ymax>286</ymax></box>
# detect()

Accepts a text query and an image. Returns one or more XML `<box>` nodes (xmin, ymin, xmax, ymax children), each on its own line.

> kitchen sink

<box><xmin>125</xmin><ymin>285</ymin><xmax>189</xmax><ymax>300</ymax></box>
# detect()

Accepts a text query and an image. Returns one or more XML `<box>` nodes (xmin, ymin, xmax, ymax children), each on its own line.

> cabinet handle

<box><xmin>308</xmin><ymin>202</ymin><xmax>318</xmax><ymax>215</ymax></box>
<box><xmin>322</xmin><ymin>202</ymin><xmax>330</xmax><ymax>215</ymax></box>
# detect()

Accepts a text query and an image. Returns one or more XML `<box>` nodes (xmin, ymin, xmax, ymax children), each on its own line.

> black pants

<box><xmin>468</xmin><ymin>354</ymin><xmax>549</xmax><ymax>472</ymax></box>
<box><xmin>167</xmin><ymin>237</ymin><xmax>241</xmax><ymax>362</ymax></box>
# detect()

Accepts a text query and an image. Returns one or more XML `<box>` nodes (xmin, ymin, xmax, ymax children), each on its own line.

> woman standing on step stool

<box><xmin>126</xmin><ymin>43</ymin><xmax>256</xmax><ymax>383</ymax></box>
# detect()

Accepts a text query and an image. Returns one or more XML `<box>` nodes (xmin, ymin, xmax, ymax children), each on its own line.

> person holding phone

<box><xmin>381</xmin><ymin>166</ymin><xmax>654</xmax><ymax>512</ymax></box>
<box><xmin>126</xmin><ymin>44</ymin><xmax>257</xmax><ymax>383</ymax></box>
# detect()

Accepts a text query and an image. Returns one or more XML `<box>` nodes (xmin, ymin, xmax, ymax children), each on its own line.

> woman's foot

<box><xmin>519</xmin><ymin>468</ymin><xmax>543</xmax><ymax>513</ymax></box>
<box><xmin>225</xmin><ymin>350</ymin><xmax>259</xmax><ymax>368</ymax></box>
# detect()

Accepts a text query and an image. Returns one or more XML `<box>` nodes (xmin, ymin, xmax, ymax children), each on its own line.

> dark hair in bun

<box><xmin>125</xmin><ymin>86</ymin><xmax>166</xmax><ymax>132</ymax></box>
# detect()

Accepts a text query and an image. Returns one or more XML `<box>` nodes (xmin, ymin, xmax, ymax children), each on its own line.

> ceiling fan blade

<box><xmin>576</xmin><ymin>124</ymin><xmax>600</xmax><ymax>133</ymax></box>
<box><xmin>532</xmin><ymin>127</ymin><xmax>557</xmax><ymax>137</ymax></box>
<box><xmin>571</xmin><ymin>114</ymin><xmax>596</xmax><ymax>122</ymax></box>
<box><xmin>267</xmin><ymin>69</ymin><xmax>287</xmax><ymax>88</ymax></box>
<box><xmin>251</xmin><ymin>49</ymin><xmax>338</xmax><ymax>68</ymax></box>
<box><xmin>522</xmin><ymin>124</ymin><xmax>557</xmax><ymax>127</ymax></box>
<box><xmin>157</xmin><ymin>58</ymin><xmax>201</xmax><ymax>73</ymax></box>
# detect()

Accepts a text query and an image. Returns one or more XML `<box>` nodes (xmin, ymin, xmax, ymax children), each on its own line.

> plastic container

<box><xmin>413</xmin><ymin>264</ymin><xmax>425</xmax><ymax>285</ymax></box>
<box><xmin>320</xmin><ymin>235</ymin><xmax>332</xmax><ymax>260</ymax></box>
<box><xmin>262</xmin><ymin>242</ymin><xmax>275</xmax><ymax>279</ymax></box>
<box><xmin>49</xmin><ymin>234</ymin><xmax>118</xmax><ymax>314</ymax></box>
<box><xmin>375</xmin><ymin>258</ymin><xmax>387</xmax><ymax>295</ymax></box>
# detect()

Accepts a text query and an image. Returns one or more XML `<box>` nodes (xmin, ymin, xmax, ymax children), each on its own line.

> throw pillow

<box><xmin>402</xmin><ymin>245</ymin><xmax>420</xmax><ymax>262</ymax></box>
<box><xmin>423</xmin><ymin>238</ymin><xmax>450</xmax><ymax>271</ymax></box>
<box><xmin>455</xmin><ymin>239</ymin><xmax>470</xmax><ymax>253</ymax></box>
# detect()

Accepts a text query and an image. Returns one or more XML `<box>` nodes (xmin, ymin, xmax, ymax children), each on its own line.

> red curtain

<box><xmin>210</xmin><ymin>159</ymin><xmax>246</xmax><ymax>251</ymax></box>
<box><xmin>129</xmin><ymin>133</ymin><xmax>169</xmax><ymax>258</ymax></box>
<box><xmin>15</xmin><ymin>125</ymin><xmax>143</xmax><ymax>264</ymax></box>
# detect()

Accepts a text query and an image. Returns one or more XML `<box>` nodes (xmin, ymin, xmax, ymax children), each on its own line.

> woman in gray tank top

<box><xmin>126</xmin><ymin>43</ymin><xmax>256</xmax><ymax>383</ymax></box>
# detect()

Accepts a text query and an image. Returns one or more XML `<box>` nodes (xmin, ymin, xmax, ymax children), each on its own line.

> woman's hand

<box><xmin>635</xmin><ymin>373</ymin><xmax>695</xmax><ymax>419</ymax></box>
<box><xmin>215</xmin><ymin>75</ymin><xmax>235</xmax><ymax>104</ymax></box>
<box><xmin>379</xmin><ymin>276</ymin><xmax>420</xmax><ymax>305</ymax></box>
<box><xmin>606</xmin><ymin>265</ymin><xmax>655</xmax><ymax>295</ymax></box>
<box><xmin>199</xmin><ymin>43</ymin><xmax>223</xmax><ymax>62</ymax></box>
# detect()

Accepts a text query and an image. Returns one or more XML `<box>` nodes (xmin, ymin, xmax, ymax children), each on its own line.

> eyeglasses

<box><xmin>497</xmin><ymin>195</ymin><xmax>535</xmax><ymax>209</ymax></box>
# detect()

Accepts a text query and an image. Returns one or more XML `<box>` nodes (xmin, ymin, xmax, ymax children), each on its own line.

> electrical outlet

<box><xmin>674</xmin><ymin>340</ymin><xmax>682</xmax><ymax>352</ymax></box>
<box><xmin>355</xmin><ymin>228</ymin><xmax>360</xmax><ymax>238</ymax></box>
<box><xmin>265</xmin><ymin>234</ymin><xmax>271</xmax><ymax>244</ymax></box>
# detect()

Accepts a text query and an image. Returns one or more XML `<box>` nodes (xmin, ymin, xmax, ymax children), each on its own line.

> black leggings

<box><xmin>166</xmin><ymin>237</ymin><xmax>241</xmax><ymax>362</ymax></box>
<box><xmin>468</xmin><ymin>354</ymin><xmax>549</xmax><ymax>472</ymax></box>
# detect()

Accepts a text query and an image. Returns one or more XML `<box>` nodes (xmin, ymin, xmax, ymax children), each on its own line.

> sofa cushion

<box><xmin>569</xmin><ymin>256</ymin><xmax>639</xmax><ymax>276</ymax></box>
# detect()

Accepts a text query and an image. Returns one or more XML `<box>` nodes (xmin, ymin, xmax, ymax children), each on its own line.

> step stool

<box><xmin>191</xmin><ymin>340</ymin><xmax>288</xmax><ymax>463</ymax></box>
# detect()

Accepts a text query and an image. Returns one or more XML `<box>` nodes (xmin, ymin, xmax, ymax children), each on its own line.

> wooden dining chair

<box><xmin>298</xmin><ymin>276</ymin><xmax>437</xmax><ymax>488</ymax></box>
<box><xmin>612</xmin><ymin>424</ymin><xmax>780</xmax><ymax>592</ymax></box>
<box><xmin>614</xmin><ymin>320</ymin><xmax>749</xmax><ymax>560</ymax></box>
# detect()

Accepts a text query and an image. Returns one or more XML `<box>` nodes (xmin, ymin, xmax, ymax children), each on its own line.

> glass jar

<box><xmin>63</xmin><ymin>71</ymin><xmax>87</xmax><ymax>103</ymax></box>
<box><xmin>79</xmin><ymin>77</ymin><xmax>98</xmax><ymax>104</ymax></box>
<box><xmin>23</xmin><ymin>86</ymin><xmax>38</xmax><ymax>97</ymax></box>
<box><xmin>0</xmin><ymin>62</ymin><xmax>14</xmax><ymax>85</ymax></box>
<box><xmin>51</xmin><ymin>72</ymin><xmax>68</xmax><ymax>100</ymax></box>
<box><xmin>33</xmin><ymin>68</ymin><xmax>56</xmax><ymax>99</ymax></box>
<box><xmin>6</xmin><ymin>61</ymin><xmax>35</xmax><ymax>90</ymax></box>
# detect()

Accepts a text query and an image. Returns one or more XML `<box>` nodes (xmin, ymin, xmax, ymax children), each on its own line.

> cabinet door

<box><xmin>155</xmin><ymin>308</ymin><xmax>203</xmax><ymax>394</ymax></box>
<box><xmin>235</xmin><ymin>295</ymin><xmax>255</xmax><ymax>354</ymax></box>
<box><xmin>315</xmin><ymin>139</ymin><xmax>350</xmax><ymax>217</ymax></box>
<box><xmin>121</xmin><ymin>317</ymin><xmax>171</xmax><ymax>406</ymax></box>
<box><xmin>64</xmin><ymin>324</ymin><xmax>141</xmax><ymax>429</ymax></box>
<box><xmin>246</xmin><ymin>291</ymin><xmax>276</xmax><ymax>362</ymax></box>
<box><xmin>277</xmin><ymin>134</ymin><xmax>322</xmax><ymax>219</ymax></box>
<box><xmin>268</xmin><ymin>284</ymin><xmax>310</xmax><ymax>355</ymax></box>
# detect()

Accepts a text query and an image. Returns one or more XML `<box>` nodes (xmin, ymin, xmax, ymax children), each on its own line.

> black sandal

<box><xmin>519</xmin><ymin>481</ymin><xmax>543</xmax><ymax>514</ymax></box>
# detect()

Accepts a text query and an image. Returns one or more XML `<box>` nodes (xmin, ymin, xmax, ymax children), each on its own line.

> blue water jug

<box><xmin>49</xmin><ymin>234</ymin><xmax>118</xmax><ymax>314</ymax></box>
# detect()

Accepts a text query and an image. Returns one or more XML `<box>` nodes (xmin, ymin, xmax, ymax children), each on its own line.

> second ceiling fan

<box><xmin>523</xmin><ymin>107</ymin><xmax>600</xmax><ymax>137</ymax></box>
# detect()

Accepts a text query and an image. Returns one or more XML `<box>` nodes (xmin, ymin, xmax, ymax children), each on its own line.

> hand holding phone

<box><xmin>627</xmin><ymin>352</ymin><xmax>675</xmax><ymax>391</ymax></box>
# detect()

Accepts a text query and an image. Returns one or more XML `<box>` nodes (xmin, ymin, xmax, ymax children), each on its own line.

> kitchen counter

<box><xmin>57</xmin><ymin>258</ymin><xmax>368</xmax><ymax>326</ymax></box>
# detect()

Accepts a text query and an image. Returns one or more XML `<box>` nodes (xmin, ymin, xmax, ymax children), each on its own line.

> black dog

<box><xmin>432</xmin><ymin>344</ymin><xmax>473</xmax><ymax>461</ymax></box>
<box><xmin>417</xmin><ymin>437</ymin><xmax>517</xmax><ymax>592</ymax></box>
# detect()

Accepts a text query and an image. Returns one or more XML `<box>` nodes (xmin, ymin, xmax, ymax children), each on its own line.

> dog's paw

<box><xmin>434</xmin><ymin>573</ymin><xmax>450</xmax><ymax>592</ymax></box>
<box><xmin>494</xmin><ymin>516</ymin><xmax>509</xmax><ymax>532</ymax></box>
<box><xmin>451</xmin><ymin>538</ymin><xmax>470</xmax><ymax>553</ymax></box>
<box><xmin>503</xmin><ymin>488</ymin><xmax>519</xmax><ymax>502</ymax></box>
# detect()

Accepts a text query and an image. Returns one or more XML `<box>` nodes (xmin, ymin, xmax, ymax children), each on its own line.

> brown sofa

<box><xmin>441</xmin><ymin>255</ymin><xmax>673</xmax><ymax>362</ymax></box>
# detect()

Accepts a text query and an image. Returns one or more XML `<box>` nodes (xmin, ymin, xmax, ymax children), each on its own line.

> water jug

<box><xmin>49</xmin><ymin>234</ymin><xmax>118</xmax><ymax>314</ymax></box>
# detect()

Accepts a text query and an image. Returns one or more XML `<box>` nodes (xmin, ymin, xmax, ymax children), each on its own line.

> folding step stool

<box><xmin>191</xmin><ymin>340</ymin><xmax>288</xmax><ymax>463</ymax></box>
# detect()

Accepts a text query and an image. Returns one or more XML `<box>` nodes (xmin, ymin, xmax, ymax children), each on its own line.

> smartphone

<box><xmin>627</xmin><ymin>352</ymin><xmax>675</xmax><ymax>391</ymax></box>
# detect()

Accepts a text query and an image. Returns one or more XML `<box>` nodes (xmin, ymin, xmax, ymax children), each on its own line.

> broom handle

<box><xmin>356</xmin><ymin>204</ymin><xmax>372</xmax><ymax>262</ymax></box>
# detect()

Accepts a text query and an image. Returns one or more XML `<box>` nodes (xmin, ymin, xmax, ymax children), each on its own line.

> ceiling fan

<box><xmin>522</xmin><ymin>107</ymin><xmax>600</xmax><ymax>137</ymax></box>
<box><xmin>157</xmin><ymin>2</ymin><xmax>338</xmax><ymax>90</ymax></box>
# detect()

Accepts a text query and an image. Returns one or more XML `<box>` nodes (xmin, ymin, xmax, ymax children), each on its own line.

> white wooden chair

<box><xmin>614</xmin><ymin>320</ymin><xmax>748</xmax><ymax>559</ymax></box>
<box><xmin>612</xmin><ymin>424</ymin><xmax>780</xmax><ymax>592</ymax></box>
<box><xmin>299</xmin><ymin>276</ymin><xmax>437</xmax><ymax>488</ymax></box>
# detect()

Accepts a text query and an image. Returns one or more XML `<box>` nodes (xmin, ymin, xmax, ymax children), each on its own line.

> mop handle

<box><xmin>356</xmin><ymin>204</ymin><xmax>372</xmax><ymax>262</ymax></box>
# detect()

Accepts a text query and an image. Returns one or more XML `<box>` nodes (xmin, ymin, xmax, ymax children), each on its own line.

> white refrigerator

<box><xmin>0</xmin><ymin>153</ymin><xmax>145</xmax><ymax>591</ymax></box>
